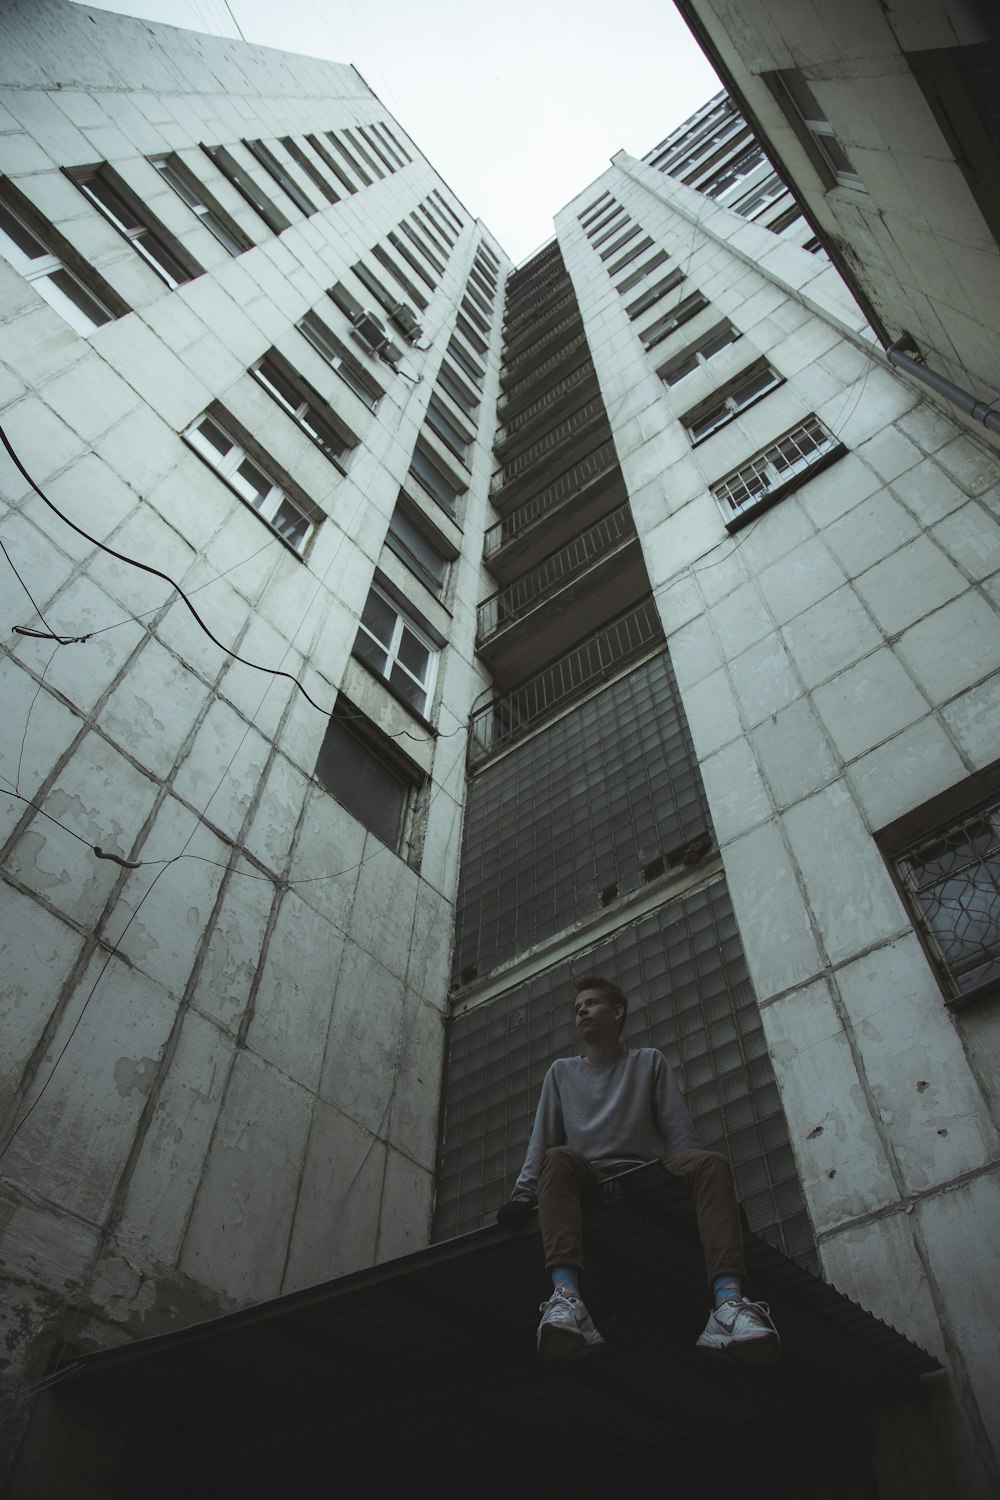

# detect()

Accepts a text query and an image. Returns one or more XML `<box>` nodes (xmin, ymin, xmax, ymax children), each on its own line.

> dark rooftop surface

<box><xmin>36</xmin><ymin>1164</ymin><xmax>940</xmax><ymax>1499</ymax></box>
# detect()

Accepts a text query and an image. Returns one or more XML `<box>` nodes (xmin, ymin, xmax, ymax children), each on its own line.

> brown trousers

<box><xmin>537</xmin><ymin>1145</ymin><xmax>746</xmax><ymax>1285</ymax></box>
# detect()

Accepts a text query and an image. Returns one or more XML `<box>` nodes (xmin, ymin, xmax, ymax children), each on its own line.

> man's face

<box><xmin>574</xmin><ymin>988</ymin><xmax>621</xmax><ymax>1042</ymax></box>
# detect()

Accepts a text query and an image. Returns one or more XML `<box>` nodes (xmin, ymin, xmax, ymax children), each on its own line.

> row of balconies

<box><xmin>484</xmin><ymin>439</ymin><xmax>620</xmax><ymax>565</ymax></box>
<box><xmin>503</xmin><ymin>273</ymin><xmax>571</xmax><ymax>338</ymax></box>
<box><xmin>499</xmin><ymin>310</ymin><xmax>585</xmax><ymax>391</ymax></box>
<box><xmin>502</xmin><ymin>287</ymin><xmax>578</xmax><ymax>362</ymax></box>
<box><xmin>497</xmin><ymin>331</ymin><xmax>590</xmax><ymax>417</ymax></box>
<box><xmin>489</xmin><ymin>396</ymin><xmax>606</xmax><ymax>502</ymax></box>
<box><xmin>494</xmin><ymin>357</ymin><xmax>596</xmax><ymax>451</ymax></box>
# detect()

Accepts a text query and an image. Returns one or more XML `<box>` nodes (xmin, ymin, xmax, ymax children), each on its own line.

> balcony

<box><xmin>499</xmin><ymin>310</ymin><xmax>583</xmax><ymax>389</ymax></box>
<box><xmin>497</xmin><ymin>331</ymin><xmax>590</xmax><ymax>417</ymax></box>
<box><xmin>502</xmin><ymin>288</ymin><xmax>577</xmax><ymax>361</ymax></box>
<box><xmin>494</xmin><ymin>357</ymin><xmax>596</xmax><ymax>452</ymax></box>
<box><xmin>476</xmin><ymin>505</ymin><xmax>645</xmax><ymax>687</ymax></box>
<box><xmin>469</xmin><ymin>596</ymin><xmax>664</xmax><ymax>762</ymax></box>
<box><xmin>483</xmin><ymin>439</ymin><xmax>624</xmax><ymax>580</ymax></box>
<box><xmin>503</xmin><ymin>271</ymin><xmax>569</xmax><ymax>329</ymax></box>
<box><xmin>489</xmin><ymin>396</ymin><xmax>607</xmax><ymax>504</ymax></box>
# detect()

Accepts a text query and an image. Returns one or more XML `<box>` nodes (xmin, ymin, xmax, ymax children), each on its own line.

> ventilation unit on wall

<box><xmin>350</xmin><ymin>309</ymin><xmax>390</xmax><ymax>354</ymax></box>
<box><xmin>389</xmin><ymin>302</ymin><xmax>422</xmax><ymax>342</ymax></box>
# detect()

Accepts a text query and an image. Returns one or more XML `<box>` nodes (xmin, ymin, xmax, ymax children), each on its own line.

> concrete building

<box><xmin>1</xmin><ymin>1</ymin><xmax>999</xmax><ymax>1494</ymax></box>
<box><xmin>673</xmin><ymin>0</ymin><xmax>1000</xmax><ymax>440</ymax></box>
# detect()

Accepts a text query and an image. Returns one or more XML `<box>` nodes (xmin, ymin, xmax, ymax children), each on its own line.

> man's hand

<box><xmin>496</xmin><ymin>1199</ymin><xmax>533</xmax><ymax>1230</ymax></box>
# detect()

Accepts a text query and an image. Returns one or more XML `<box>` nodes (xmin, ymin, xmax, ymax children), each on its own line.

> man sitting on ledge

<box><xmin>497</xmin><ymin>974</ymin><xmax>780</xmax><ymax>1364</ymax></box>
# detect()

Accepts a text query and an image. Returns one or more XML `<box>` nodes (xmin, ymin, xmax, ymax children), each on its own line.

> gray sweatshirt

<box><xmin>512</xmin><ymin>1047</ymin><xmax>701</xmax><ymax>1202</ymax></box>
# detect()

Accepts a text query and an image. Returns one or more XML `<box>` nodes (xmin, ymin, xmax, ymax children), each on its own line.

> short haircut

<box><xmin>573</xmin><ymin>973</ymin><xmax>628</xmax><ymax>1034</ymax></box>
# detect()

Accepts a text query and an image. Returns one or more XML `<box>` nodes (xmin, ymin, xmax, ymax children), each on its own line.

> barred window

<box><xmin>881</xmin><ymin>785</ymin><xmax>1000</xmax><ymax>1008</ymax></box>
<box><xmin>710</xmin><ymin>416</ymin><xmax>841</xmax><ymax>528</ymax></box>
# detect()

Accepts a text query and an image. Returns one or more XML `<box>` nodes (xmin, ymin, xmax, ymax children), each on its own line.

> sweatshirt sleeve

<box><xmin>652</xmin><ymin>1051</ymin><xmax>702</xmax><ymax>1156</ymax></box>
<box><xmin>511</xmin><ymin>1065</ymin><xmax>564</xmax><ymax>1203</ymax></box>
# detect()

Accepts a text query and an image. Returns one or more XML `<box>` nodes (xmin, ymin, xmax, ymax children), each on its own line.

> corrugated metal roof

<box><xmin>49</xmin><ymin>1164</ymin><xmax>940</xmax><ymax>1498</ymax></box>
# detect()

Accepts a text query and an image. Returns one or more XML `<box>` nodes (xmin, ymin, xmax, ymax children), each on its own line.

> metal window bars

<box><xmin>898</xmin><ymin>801</ymin><xmax>1000</xmax><ymax>1003</ymax></box>
<box><xmin>711</xmin><ymin>416</ymin><xmax>837</xmax><ymax>518</ymax></box>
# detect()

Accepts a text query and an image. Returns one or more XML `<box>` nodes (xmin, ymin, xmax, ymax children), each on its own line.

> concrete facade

<box><xmin>2</xmin><ymin>1</ymin><xmax>999</xmax><ymax>1494</ymax></box>
<box><xmin>0</xmin><ymin>0</ymin><xmax>506</xmax><ymax>1455</ymax></box>
<box><xmin>675</xmin><ymin>0</ymin><xmax>1000</xmax><ymax>433</ymax></box>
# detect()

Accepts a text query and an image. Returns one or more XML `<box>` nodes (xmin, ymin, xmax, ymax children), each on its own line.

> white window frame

<box><xmin>354</xmin><ymin>585</ymin><xmax>439</xmax><ymax>717</ymax></box>
<box><xmin>150</xmin><ymin>155</ymin><xmax>249</xmax><ymax>257</ymax></box>
<box><xmin>711</xmin><ymin>415</ymin><xmax>840</xmax><ymax>527</ymax></box>
<box><xmin>186</xmin><ymin>413</ymin><xmax>316</xmax><ymax>553</ymax></box>
<box><xmin>658</xmin><ymin>322</ymin><xmax>741</xmax><ymax>386</ymax></box>
<box><xmin>74</xmin><ymin>166</ymin><xmax>199</xmax><ymax>288</ymax></box>
<box><xmin>772</xmin><ymin>70</ymin><xmax>866</xmax><ymax>191</ymax></box>
<box><xmin>682</xmin><ymin>362</ymin><xmax>783</xmax><ymax>444</ymax></box>
<box><xmin>297</xmin><ymin>311</ymin><xmax>381</xmax><ymax>410</ymax></box>
<box><xmin>0</xmin><ymin>200</ymin><xmax>114</xmax><ymax>334</ymax></box>
<box><xmin>250</xmin><ymin>353</ymin><xmax>355</xmax><ymax>470</ymax></box>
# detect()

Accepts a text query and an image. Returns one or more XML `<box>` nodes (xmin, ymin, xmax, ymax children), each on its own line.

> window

<box><xmin>186</xmin><ymin>412</ymin><xmax>316</xmax><ymax>552</ymax></box>
<box><xmin>357</xmin><ymin>125</ymin><xmax>395</xmax><ymax>174</ymax></box>
<box><xmin>600</xmin><ymin>225</ymin><xmax>641</xmax><ymax>261</ymax></box>
<box><xmin>353</xmin><ymin>586</ymin><xmax>438</xmax><ymax>717</ymax></box>
<box><xmin>0</xmin><ymin>193</ymin><xmax>118</xmax><ymax>333</ymax></box>
<box><xmin>410</xmin><ymin>443</ymin><xmax>463</xmax><ymax>516</ymax></box>
<box><xmin>437</xmin><ymin>361</ymin><xmax>478</xmax><ymax>419</ymax></box>
<box><xmin>387</xmin><ymin>230</ymin><xmax>436</xmax><ymax>291</ymax></box>
<box><xmin>150</xmin><ymin>155</ymin><xmax>251</xmax><ymax>256</ymax></box>
<box><xmin>376</xmin><ymin>122</ymin><xmax>411</xmax><ymax>165</ymax></box>
<box><xmin>658</xmin><ymin>321</ymin><xmax>740</xmax><ymax>386</ymax></box>
<box><xmin>770</xmin><ymin>70</ymin><xmax>865</xmax><ymax>190</ymax></box>
<box><xmin>880</xmin><ymin>781</ymin><xmax>1000</xmax><ymax>1008</ymax></box>
<box><xmin>297</xmin><ymin>311</ymin><xmax>381</xmax><ymax>410</ymax></box>
<box><xmin>71</xmin><ymin>164</ymin><xmax>201</xmax><ymax>287</ymax></box>
<box><xmin>456</xmin><ymin>313</ymin><xmax>487</xmax><ymax>356</ymax></box>
<box><xmin>371</xmin><ymin>243</ymin><xmax>429</xmax><ymax>310</ymax></box>
<box><xmin>386</xmin><ymin>500</ymin><xmax>451</xmax><ymax>597</ymax></box>
<box><xmin>251</xmin><ymin>352</ymin><xmax>357</xmax><ymax>468</ymax></box>
<box><xmin>326</xmin><ymin>132</ymin><xmax>371</xmax><ymax>186</ymax></box>
<box><xmin>710</xmin><ymin>415</ymin><xmax>841</xmax><ymax>528</ymax></box>
<box><xmin>682</xmin><ymin>361</ymin><xmax>783</xmax><ymax>443</ymax></box>
<box><xmin>304</xmin><ymin>134</ymin><xmax>357</xmax><ymax>195</ymax></box>
<box><xmin>641</xmin><ymin>291</ymin><xmax>709</xmax><ymax>351</ymax></box>
<box><xmin>202</xmin><ymin>144</ymin><xmax>291</xmax><ymax>233</ymax></box>
<box><xmin>590</xmin><ymin>211</ymin><xmax>628</xmax><ymax>248</ymax></box>
<box><xmin>344</xmin><ymin>127</ymin><xmax>384</xmax><ymax>179</ymax></box>
<box><xmin>315</xmin><ymin>701</ymin><xmax>420</xmax><ymax>855</ymax></box>
<box><xmin>615</xmin><ymin>248</ymin><xmax>668</xmax><ymax>295</ymax></box>
<box><xmin>402</xmin><ymin>219</ymin><xmax>445</xmax><ymax>276</ymax></box>
<box><xmin>279</xmin><ymin>136</ymin><xmax>340</xmax><ymax>204</ymax></box>
<box><xmin>625</xmin><ymin>267</ymin><xmax>684</xmax><ymax>321</ymax></box>
<box><xmin>447</xmin><ymin>337</ymin><xmax>483</xmax><ymax>387</ymax></box>
<box><xmin>425</xmin><ymin>399</ymin><xmax>470</xmax><ymax>462</ymax></box>
<box><xmin>243</xmin><ymin>139</ymin><xmax>316</xmax><ymax>216</ymax></box>
<box><xmin>607</xmin><ymin>236</ymin><xmax>653</xmax><ymax>277</ymax></box>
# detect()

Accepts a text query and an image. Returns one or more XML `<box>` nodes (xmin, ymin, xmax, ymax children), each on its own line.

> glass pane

<box><xmin>271</xmin><ymin>499</ymin><xmax>312</xmax><ymax>551</ymax></box>
<box><xmin>360</xmin><ymin>591</ymin><xmax>397</xmax><ymax>645</ymax></box>
<box><xmin>195</xmin><ymin>416</ymin><xmax>233</xmax><ymax>457</ymax></box>
<box><xmin>396</xmin><ymin>627</ymin><xmax>430</xmax><ymax>681</ymax></box>
<box><xmin>389</xmin><ymin>663</ymin><xmax>427</xmax><ymax>714</ymax></box>
<box><xmin>233</xmin><ymin>457</ymin><xmax>270</xmax><ymax>506</ymax></box>
<box><xmin>353</xmin><ymin>630</ymin><xmax>389</xmax><ymax>675</ymax></box>
<box><xmin>314</xmin><ymin>715</ymin><xmax>407</xmax><ymax>850</ymax></box>
<box><xmin>36</xmin><ymin>269</ymin><xmax>111</xmax><ymax>333</ymax></box>
<box><xmin>0</xmin><ymin>202</ymin><xmax>45</xmax><ymax>261</ymax></box>
<box><xmin>389</xmin><ymin>510</ymin><xmax>446</xmax><ymax>589</ymax></box>
<box><xmin>202</xmin><ymin>211</ymin><xmax>245</xmax><ymax>257</ymax></box>
<box><xmin>662</xmin><ymin>355</ymin><xmax>698</xmax><ymax>386</ymax></box>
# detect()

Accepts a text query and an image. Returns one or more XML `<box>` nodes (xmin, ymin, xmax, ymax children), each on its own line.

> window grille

<box><xmin>710</xmin><ymin>415</ymin><xmax>839</xmax><ymax>524</ymax></box>
<box><xmin>896</xmin><ymin>800</ymin><xmax>1000</xmax><ymax>1005</ymax></box>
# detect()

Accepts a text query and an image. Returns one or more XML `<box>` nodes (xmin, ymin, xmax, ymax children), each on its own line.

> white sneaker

<box><xmin>696</xmin><ymin>1297</ymin><xmax>780</xmax><ymax>1365</ymax></box>
<box><xmin>536</xmin><ymin>1290</ymin><xmax>605</xmax><ymax>1359</ymax></box>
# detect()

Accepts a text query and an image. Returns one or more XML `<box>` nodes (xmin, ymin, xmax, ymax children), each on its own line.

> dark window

<box><xmin>386</xmin><ymin>500</ymin><xmax>451</xmax><ymax>597</ymax></box>
<box><xmin>279</xmin><ymin>136</ymin><xmax>340</xmax><ymax>203</ymax></box>
<box><xmin>425</xmin><ymin>399</ymin><xmax>470</xmax><ymax>462</ymax></box>
<box><xmin>243</xmin><ymin>139</ymin><xmax>317</xmax><ymax>216</ymax></box>
<box><xmin>150</xmin><ymin>154</ymin><xmax>252</xmax><ymax>255</ymax></box>
<box><xmin>447</xmin><ymin>337</ymin><xmax>484</xmax><ymax>387</ymax></box>
<box><xmin>682</xmin><ymin>361</ymin><xmax>783</xmax><ymax>444</ymax></box>
<box><xmin>437</xmin><ymin>361</ymin><xmax>479</xmax><ymax>418</ymax></box>
<box><xmin>658</xmin><ymin>321</ymin><xmax>740</xmax><ymax>386</ymax></box>
<box><xmin>70</xmin><ymin>164</ymin><xmax>202</xmax><ymax>287</ymax></box>
<box><xmin>251</xmin><ymin>352</ymin><xmax>357</xmax><ymax>467</ymax></box>
<box><xmin>297</xmin><ymin>311</ymin><xmax>381</xmax><ymax>409</ymax></box>
<box><xmin>642</xmin><ymin>290</ymin><xmax>709</xmax><ymax>351</ymax></box>
<box><xmin>202</xmin><ymin>144</ymin><xmax>291</xmax><ymax>233</ymax></box>
<box><xmin>315</xmin><ymin>703</ymin><xmax>418</xmax><ymax>853</ymax></box>
<box><xmin>326</xmin><ymin>132</ymin><xmax>371</xmax><ymax>186</ymax></box>
<box><xmin>343</xmin><ymin>127</ymin><xmax>384</xmax><ymax>179</ymax></box>
<box><xmin>625</xmin><ymin>267</ymin><xmax>685</xmax><ymax>320</ymax></box>
<box><xmin>304</xmin><ymin>134</ymin><xmax>357</xmax><ymax>195</ymax></box>
<box><xmin>410</xmin><ymin>444</ymin><xmax>463</xmax><ymax>516</ymax></box>
<box><xmin>388</xmin><ymin>230</ymin><xmax>436</xmax><ymax>291</ymax></box>
<box><xmin>0</xmin><ymin>191</ymin><xmax>121</xmax><ymax>332</ymax></box>
<box><xmin>357</xmin><ymin>125</ymin><xmax>396</xmax><ymax>174</ymax></box>
<box><xmin>616</xmin><ymin>248</ymin><xmax>669</xmax><ymax>294</ymax></box>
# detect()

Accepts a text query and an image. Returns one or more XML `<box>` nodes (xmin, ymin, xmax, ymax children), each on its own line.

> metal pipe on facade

<box><xmin>886</xmin><ymin>336</ymin><xmax>1000</xmax><ymax>437</ymax></box>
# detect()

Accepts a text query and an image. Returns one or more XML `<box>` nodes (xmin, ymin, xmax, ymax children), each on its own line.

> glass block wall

<box><xmin>453</xmin><ymin>651</ymin><xmax>712</xmax><ymax>982</ymax></box>
<box><xmin>435</xmin><ymin>876</ymin><xmax>817</xmax><ymax>1271</ymax></box>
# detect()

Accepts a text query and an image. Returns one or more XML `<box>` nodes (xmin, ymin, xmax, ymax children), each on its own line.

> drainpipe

<box><xmin>886</xmin><ymin>333</ymin><xmax>1000</xmax><ymax>438</ymax></box>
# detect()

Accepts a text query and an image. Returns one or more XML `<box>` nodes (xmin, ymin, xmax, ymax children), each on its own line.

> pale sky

<box><xmin>76</xmin><ymin>0</ymin><xmax>721</xmax><ymax>263</ymax></box>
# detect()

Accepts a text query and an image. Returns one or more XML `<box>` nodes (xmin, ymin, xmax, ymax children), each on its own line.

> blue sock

<box><xmin>552</xmin><ymin>1266</ymin><xmax>580</xmax><ymax>1298</ymax></box>
<box><xmin>713</xmin><ymin>1274</ymin><xmax>742</xmax><ymax>1307</ymax></box>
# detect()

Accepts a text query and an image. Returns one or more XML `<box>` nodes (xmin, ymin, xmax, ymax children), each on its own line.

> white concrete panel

<box><xmin>812</xmin><ymin>649</ymin><xmax>930</xmax><ymax>762</ymax></box>
<box><xmin>376</xmin><ymin>1146</ymin><xmax>433</xmax><ymax>1262</ymax></box>
<box><xmin>722</xmin><ymin>819</ymin><xmax>823</xmax><ymax>997</ymax></box>
<box><xmin>749</xmin><ymin>696</ymin><xmax>840</xmax><ymax>810</ymax></box>
<box><xmin>847</xmin><ymin>718</ymin><xmax>967</xmax><ymax>829</ymax></box>
<box><xmin>246</xmin><ymin>892</ymin><xmax>340</xmax><ymax>1092</ymax></box>
<box><xmin>282</xmin><ymin>1102</ymin><xmax>386</xmax><ymax>1290</ymax></box>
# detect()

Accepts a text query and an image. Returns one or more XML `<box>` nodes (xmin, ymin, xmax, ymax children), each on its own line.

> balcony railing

<box><xmin>498</xmin><ymin>332</ymin><xmax>589</xmax><ymax>410</ymax></box>
<box><xmin>489</xmin><ymin>396</ymin><xmax>606</xmax><ymax>493</ymax></box>
<box><xmin>504</xmin><ymin>273</ymin><xmax>569</xmax><ymax>328</ymax></box>
<box><xmin>500</xmin><ymin>310</ymin><xmax>582</xmax><ymax>381</ymax></box>
<box><xmin>477</xmin><ymin>503</ymin><xmax>636</xmax><ymax>641</ymax></box>
<box><xmin>469</xmin><ymin>598</ymin><xmax>663</xmax><ymax>762</ymax></box>
<box><xmin>502</xmin><ymin>289</ymin><xmax>577</xmax><ymax>359</ymax></box>
<box><xmin>495</xmin><ymin>358</ymin><xmax>595</xmax><ymax>445</ymax></box>
<box><xmin>483</xmin><ymin>440</ymin><xmax>618</xmax><ymax>556</ymax></box>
